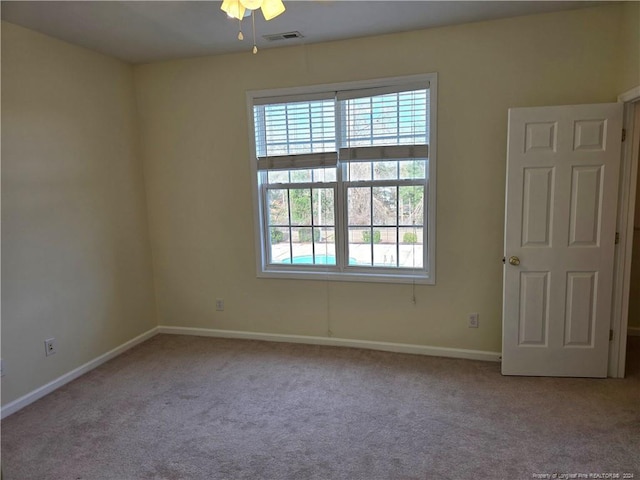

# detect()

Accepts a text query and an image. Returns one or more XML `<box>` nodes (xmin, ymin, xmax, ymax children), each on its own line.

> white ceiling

<box><xmin>1</xmin><ymin>1</ymin><xmax>607</xmax><ymax>64</ymax></box>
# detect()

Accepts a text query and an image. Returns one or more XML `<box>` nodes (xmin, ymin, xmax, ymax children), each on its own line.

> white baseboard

<box><xmin>1</xmin><ymin>325</ymin><xmax>501</xmax><ymax>419</ymax></box>
<box><xmin>157</xmin><ymin>326</ymin><xmax>502</xmax><ymax>363</ymax></box>
<box><xmin>1</xmin><ymin>327</ymin><xmax>158</xmax><ymax>419</ymax></box>
<box><xmin>628</xmin><ymin>327</ymin><xmax>640</xmax><ymax>337</ymax></box>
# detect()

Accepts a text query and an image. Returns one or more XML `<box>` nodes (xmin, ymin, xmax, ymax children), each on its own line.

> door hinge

<box><xmin>622</xmin><ymin>128</ymin><xmax>626</xmax><ymax>142</ymax></box>
<box><xmin>615</xmin><ymin>232</ymin><xmax>620</xmax><ymax>244</ymax></box>
<box><xmin>609</xmin><ymin>329</ymin><xmax>614</xmax><ymax>341</ymax></box>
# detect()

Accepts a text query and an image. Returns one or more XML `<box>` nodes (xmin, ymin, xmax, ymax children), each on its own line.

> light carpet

<box><xmin>2</xmin><ymin>334</ymin><xmax>639</xmax><ymax>479</ymax></box>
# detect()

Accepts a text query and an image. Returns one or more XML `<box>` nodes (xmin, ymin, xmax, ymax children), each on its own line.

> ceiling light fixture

<box><xmin>221</xmin><ymin>0</ymin><xmax>286</xmax><ymax>54</ymax></box>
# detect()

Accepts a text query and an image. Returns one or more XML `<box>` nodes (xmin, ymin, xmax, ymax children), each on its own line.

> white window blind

<box><xmin>254</xmin><ymin>97</ymin><xmax>337</xmax><ymax>171</ymax></box>
<box><xmin>339</xmin><ymin>88</ymin><xmax>429</xmax><ymax>162</ymax></box>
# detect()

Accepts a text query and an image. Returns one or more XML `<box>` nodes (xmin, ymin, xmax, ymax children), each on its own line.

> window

<box><xmin>247</xmin><ymin>74</ymin><xmax>437</xmax><ymax>283</ymax></box>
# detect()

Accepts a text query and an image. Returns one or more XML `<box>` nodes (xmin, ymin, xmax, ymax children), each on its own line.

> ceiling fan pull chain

<box><xmin>238</xmin><ymin>17</ymin><xmax>244</xmax><ymax>40</ymax></box>
<box><xmin>252</xmin><ymin>10</ymin><xmax>258</xmax><ymax>54</ymax></box>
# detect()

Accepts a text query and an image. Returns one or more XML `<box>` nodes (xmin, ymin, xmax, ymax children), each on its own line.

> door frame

<box><xmin>609</xmin><ymin>85</ymin><xmax>640</xmax><ymax>378</ymax></box>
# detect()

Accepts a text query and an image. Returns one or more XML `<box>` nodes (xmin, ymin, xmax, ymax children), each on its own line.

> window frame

<box><xmin>246</xmin><ymin>73</ymin><xmax>437</xmax><ymax>284</ymax></box>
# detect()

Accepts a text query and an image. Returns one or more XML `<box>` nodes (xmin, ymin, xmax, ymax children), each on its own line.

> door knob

<box><xmin>508</xmin><ymin>256</ymin><xmax>520</xmax><ymax>266</ymax></box>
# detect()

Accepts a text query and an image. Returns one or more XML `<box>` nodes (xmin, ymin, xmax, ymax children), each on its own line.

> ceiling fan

<box><xmin>220</xmin><ymin>0</ymin><xmax>286</xmax><ymax>54</ymax></box>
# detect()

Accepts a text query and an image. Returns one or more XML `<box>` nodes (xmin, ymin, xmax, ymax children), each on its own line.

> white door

<box><xmin>502</xmin><ymin>103</ymin><xmax>623</xmax><ymax>377</ymax></box>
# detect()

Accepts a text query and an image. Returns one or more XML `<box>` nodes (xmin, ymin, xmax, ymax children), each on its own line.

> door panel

<box><xmin>569</xmin><ymin>166</ymin><xmax>602</xmax><ymax>246</ymax></box>
<box><xmin>518</xmin><ymin>271</ymin><xmax>549</xmax><ymax>346</ymax></box>
<box><xmin>564</xmin><ymin>271</ymin><xmax>596</xmax><ymax>346</ymax></box>
<box><xmin>522</xmin><ymin>168</ymin><xmax>554</xmax><ymax>246</ymax></box>
<box><xmin>502</xmin><ymin>103</ymin><xmax>623</xmax><ymax>377</ymax></box>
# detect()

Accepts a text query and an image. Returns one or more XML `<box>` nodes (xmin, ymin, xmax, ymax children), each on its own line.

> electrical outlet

<box><xmin>44</xmin><ymin>338</ymin><xmax>57</xmax><ymax>356</ymax></box>
<box><xmin>215</xmin><ymin>299</ymin><xmax>224</xmax><ymax>311</ymax></box>
<box><xmin>468</xmin><ymin>313</ymin><xmax>479</xmax><ymax>328</ymax></box>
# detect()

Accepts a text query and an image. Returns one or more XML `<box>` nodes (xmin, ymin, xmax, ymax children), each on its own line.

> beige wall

<box><xmin>1</xmin><ymin>22</ymin><xmax>157</xmax><ymax>405</ymax></box>
<box><xmin>619</xmin><ymin>1</ymin><xmax>640</xmax><ymax>94</ymax></box>
<box><xmin>134</xmin><ymin>4</ymin><xmax>634</xmax><ymax>353</ymax></box>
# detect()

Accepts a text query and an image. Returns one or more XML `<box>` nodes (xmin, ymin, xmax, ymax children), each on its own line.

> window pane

<box><xmin>270</xmin><ymin>226</ymin><xmax>289</xmax><ymax>245</ymax></box>
<box><xmin>348</xmin><ymin>162</ymin><xmax>372</xmax><ymax>182</ymax></box>
<box><xmin>314</xmin><ymin>227</ymin><xmax>336</xmax><ymax>265</ymax></box>
<box><xmin>399</xmin><ymin>186</ymin><xmax>424</xmax><ymax>225</ymax></box>
<box><xmin>289</xmin><ymin>189</ymin><xmax>312</xmax><ymax>225</ymax></box>
<box><xmin>399</xmin><ymin>160</ymin><xmax>426</xmax><ymax>180</ymax></box>
<box><xmin>268</xmin><ymin>168</ymin><xmax>336</xmax><ymax>185</ymax></box>
<box><xmin>373</xmin><ymin>161</ymin><xmax>398</xmax><ymax>180</ymax></box>
<box><xmin>313</xmin><ymin>188</ymin><xmax>335</xmax><ymax>225</ymax></box>
<box><xmin>269</xmin><ymin>227</ymin><xmax>291</xmax><ymax>264</ymax></box>
<box><xmin>290</xmin><ymin>169</ymin><xmax>312</xmax><ymax>183</ymax></box>
<box><xmin>373</xmin><ymin>227</ymin><xmax>398</xmax><ymax>266</ymax></box>
<box><xmin>295</xmin><ymin>227</ymin><xmax>314</xmax><ymax>243</ymax></box>
<box><xmin>399</xmin><ymin>227</ymin><xmax>423</xmax><ymax>268</ymax></box>
<box><xmin>348</xmin><ymin>227</ymin><xmax>372</xmax><ymax>266</ymax></box>
<box><xmin>291</xmin><ymin>227</ymin><xmax>314</xmax><ymax>264</ymax></box>
<box><xmin>312</xmin><ymin>168</ymin><xmax>336</xmax><ymax>183</ymax></box>
<box><xmin>267</xmin><ymin>171</ymin><xmax>290</xmax><ymax>184</ymax></box>
<box><xmin>372</xmin><ymin>187</ymin><xmax>397</xmax><ymax>226</ymax></box>
<box><xmin>268</xmin><ymin>189</ymin><xmax>289</xmax><ymax>225</ymax></box>
<box><xmin>400</xmin><ymin>227</ymin><xmax>422</xmax><ymax>245</ymax></box>
<box><xmin>347</xmin><ymin>187</ymin><xmax>371</xmax><ymax>226</ymax></box>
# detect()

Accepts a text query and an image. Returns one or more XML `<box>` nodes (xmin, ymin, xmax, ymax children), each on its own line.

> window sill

<box><xmin>257</xmin><ymin>267</ymin><xmax>435</xmax><ymax>285</ymax></box>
